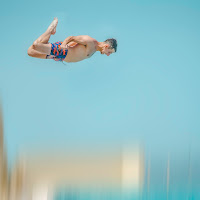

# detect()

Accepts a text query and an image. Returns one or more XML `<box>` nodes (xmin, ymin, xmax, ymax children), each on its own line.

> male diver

<box><xmin>28</xmin><ymin>18</ymin><xmax>117</xmax><ymax>62</ymax></box>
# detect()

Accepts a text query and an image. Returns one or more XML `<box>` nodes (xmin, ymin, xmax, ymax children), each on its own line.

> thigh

<box><xmin>33</xmin><ymin>43</ymin><xmax>51</xmax><ymax>55</ymax></box>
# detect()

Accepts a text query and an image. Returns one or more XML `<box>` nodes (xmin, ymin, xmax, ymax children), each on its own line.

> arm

<box><xmin>61</xmin><ymin>35</ymin><xmax>93</xmax><ymax>49</ymax></box>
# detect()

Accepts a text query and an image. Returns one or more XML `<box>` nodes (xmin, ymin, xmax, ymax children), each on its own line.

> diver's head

<box><xmin>100</xmin><ymin>38</ymin><xmax>117</xmax><ymax>56</ymax></box>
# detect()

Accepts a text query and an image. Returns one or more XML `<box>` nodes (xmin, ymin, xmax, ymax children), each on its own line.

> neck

<box><xmin>96</xmin><ymin>42</ymin><xmax>105</xmax><ymax>52</ymax></box>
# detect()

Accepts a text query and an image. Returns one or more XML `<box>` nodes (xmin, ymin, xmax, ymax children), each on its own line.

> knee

<box><xmin>32</xmin><ymin>41</ymin><xmax>40</xmax><ymax>48</ymax></box>
<box><xmin>27</xmin><ymin>46</ymin><xmax>35</xmax><ymax>57</ymax></box>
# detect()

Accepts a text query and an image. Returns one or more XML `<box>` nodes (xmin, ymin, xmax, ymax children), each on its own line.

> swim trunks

<box><xmin>50</xmin><ymin>41</ymin><xmax>68</xmax><ymax>61</ymax></box>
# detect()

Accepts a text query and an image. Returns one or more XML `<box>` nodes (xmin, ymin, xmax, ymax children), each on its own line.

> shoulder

<box><xmin>79</xmin><ymin>35</ymin><xmax>97</xmax><ymax>42</ymax></box>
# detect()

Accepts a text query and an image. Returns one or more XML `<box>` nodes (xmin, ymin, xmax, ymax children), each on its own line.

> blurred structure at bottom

<box><xmin>1</xmin><ymin>144</ymin><xmax>144</xmax><ymax>200</ymax></box>
<box><xmin>0</xmin><ymin>105</ymin><xmax>144</xmax><ymax>200</ymax></box>
<box><xmin>21</xmin><ymin>146</ymin><xmax>144</xmax><ymax>200</ymax></box>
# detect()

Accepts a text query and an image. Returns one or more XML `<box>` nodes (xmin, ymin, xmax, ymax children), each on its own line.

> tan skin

<box><xmin>61</xmin><ymin>35</ymin><xmax>115</xmax><ymax>62</ymax></box>
<box><xmin>27</xmin><ymin>19</ymin><xmax>115</xmax><ymax>62</ymax></box>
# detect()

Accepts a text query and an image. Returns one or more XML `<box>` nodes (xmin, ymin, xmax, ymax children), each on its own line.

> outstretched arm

<box><xmin>61</xmin><ymin>35</ymin><xmax>94</xmax><ymax>49</ymax></box>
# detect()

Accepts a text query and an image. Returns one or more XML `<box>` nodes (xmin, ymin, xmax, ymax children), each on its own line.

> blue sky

<box><xmin>1</xmin><ymin>0</ymin><xmax>200</xmax><ymax>164</ymax></box>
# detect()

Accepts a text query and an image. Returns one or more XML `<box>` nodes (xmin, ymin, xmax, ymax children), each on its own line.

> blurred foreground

<box><xmin>0</xmin><ymin>107</ymin><xmax>200</xmax><ymax>200</ymax></box>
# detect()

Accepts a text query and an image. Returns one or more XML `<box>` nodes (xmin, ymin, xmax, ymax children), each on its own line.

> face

<box><xmin>101</xmin><ymin>44</ymin><xmax>115</xmax><ymax>56</ymax></box>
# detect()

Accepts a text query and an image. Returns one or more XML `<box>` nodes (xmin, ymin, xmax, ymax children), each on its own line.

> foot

<box><xmin>47</xmin><ymin>17</ymin><xmax>58</xmax><ymax>35</ymax></box>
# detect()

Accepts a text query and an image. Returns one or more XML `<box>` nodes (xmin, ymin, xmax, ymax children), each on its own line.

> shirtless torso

<box><xmin>64</xmin><ymin>36</ymin><xmax>98</xmax><ymax>62</ymax></box>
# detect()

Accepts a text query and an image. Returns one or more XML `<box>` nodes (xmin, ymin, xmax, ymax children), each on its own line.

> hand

<box><xmin>60</xmin><ymin>44</ymin><xmax>69</xmax><ymax>50</ymax></box>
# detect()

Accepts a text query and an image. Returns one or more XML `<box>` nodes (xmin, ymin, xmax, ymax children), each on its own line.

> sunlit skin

<box><xmin>28</xmin><ymin>18</ymin><xmax>116</xmax><ymax>63</ymax></box>
<box><xmin>97</xmin><ymin>43</ymin><xmax>116</xmax><ymax>56</ymax></box>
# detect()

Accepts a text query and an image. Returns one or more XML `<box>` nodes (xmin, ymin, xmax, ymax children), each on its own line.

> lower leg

<box><xmin>34</xmin><ymin>31</ymin><xmax>52</xmax><ymax>44</ymax></box>
<box><xmin>28</xmin><ymin>18</ymin><xmax>58</xmax><ymax>58</ymax></box>
<box><xmin>33</xmin><ymin>17</ymin><xmax>58</xmax><ymax>44</ymax></box>
<box><xmin>33</xmin><ymin>43</ymin><xmax>51</xmax><ymax>55</ymax></box>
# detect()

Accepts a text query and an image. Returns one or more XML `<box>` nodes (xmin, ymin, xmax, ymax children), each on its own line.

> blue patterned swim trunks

<box><xmin>50</xmin><ymin>41</ymin><xmax>68</xmax><ymax>61</ymax></box>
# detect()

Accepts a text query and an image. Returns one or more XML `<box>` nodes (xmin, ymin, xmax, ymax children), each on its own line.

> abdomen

<box><xmin>64</xmin><ymin>44</ymin><xmax>87</xmax><ymax>62</ymax></box>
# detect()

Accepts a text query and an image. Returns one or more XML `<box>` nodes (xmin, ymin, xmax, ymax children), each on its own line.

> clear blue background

<box><xmin>1</xmin><ymin>0</ymin><xmax>200</xmax><ymax>172</ymax></box>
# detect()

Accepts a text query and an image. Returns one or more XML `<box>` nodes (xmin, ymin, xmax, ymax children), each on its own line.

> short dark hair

<box><xmin>104</xmin><ymin>38</ymin><xmax>117</xmax><ymax>52</ymax></box>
